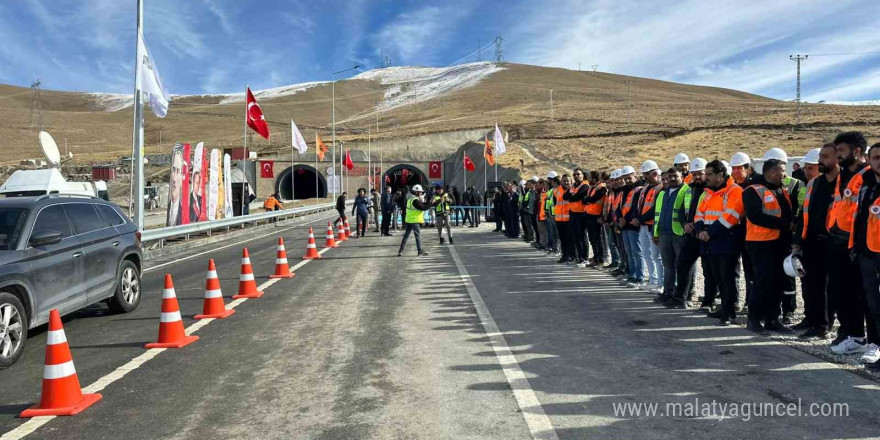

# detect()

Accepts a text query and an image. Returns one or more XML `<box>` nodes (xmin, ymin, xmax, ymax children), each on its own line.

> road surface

<box><xmin>1</xmin><ymin>215</ymin><xmax>879</xmax><ymax>439</ymax></box>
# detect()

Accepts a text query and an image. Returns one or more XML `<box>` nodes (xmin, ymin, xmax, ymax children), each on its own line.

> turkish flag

<box><xmin>428</xmin><ymin>161</ymin><xmax>442</xmax><ymax>178</ymax></box>
<box><xmin>260</xmin><ymin>160</ymin><xmax>274</xmax><ymax>178</ymax></box>
<box><xmin>246</xmin><ymin>87</ymin><xmax>270</xmax><ymax>139</ymax></box>
<box><xmin>464</xmin><ymin>153</ymin><xmax>475</xmax><ymax>171</ymax></box>
<box><xmin>484</xmin><ymin>137</ymin><xmax>495</xmax><ymax>166</ymax></box>
<box><xmin>344</xmin><ymin>150</ymin><xmax>354</xmax><ymax>170</ymax></box>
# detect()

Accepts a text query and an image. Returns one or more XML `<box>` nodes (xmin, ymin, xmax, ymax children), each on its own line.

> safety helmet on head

<box><xmin>519</xmin><ymin>179</ymin><xmax>527</xmax><ymax>186</ymax></box>
<box><xmin>547</xmin><ymin>171</ymin><xmax>558</xmax><ymax>179</ymax></box>
<box><xmin>611</xmin><ymin>169</ymin><xmax>621</xmax><ymax>179</ymax></box>
<box><xmin>763</xmin><ymin>147</ymin><xmax>788</xmax><ymax>162</ymax></box>
<box><xmin>411</xmin><ymin>184</ymin><xmax>424</xmax><ymax>193</ymax></box>
<box><xmin>433</xmin><ymin>182</ymin><xmax>443</xmax><ymax>189</ymax></box>
<box><xmin>640</xmin><ymin>160</ymin><xmax>660</xmax><ymax>173</ymax></box>
<box><xmin>721</xmin><ymin>160</ymin><xmax>730</xmax><ymax>171</ymax></box>
<box><xmin>690</xmin><ymin>158</ymin><xmax>707</xmax><ymax>172</ymax></box>
<box><xmin>730</xmin><ymin>152</ymin><xmax>751</xmax><ymax>167</ymax></box>
<box><xmin>621</xmin><ymin>165</ymin><xmax>636</xmax><ymax>176</ymax></box>
<box><xmin>673</xmin><ymin>153</ymin><xmax>690</xmax><ymax>165</ymax></box>
<box><xmin>530</xmin><ymin>176</ymin><xmax>539</xmax><ymax>182</ymax></box>
<box><xmin>784</xmin><ymin>253</ymin><xmax>806</xmax><ymax>278</ymax></box>
<box><xmin>803</xmin><ymin>148</ymin><xmax>820</xmax><ymax>165</ymax></box>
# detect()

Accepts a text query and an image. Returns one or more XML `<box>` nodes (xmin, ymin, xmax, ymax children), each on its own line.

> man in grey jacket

<box><xmin>520</xmin><ymin>179</ymin><xmax>537</xmax><ymax>242</ymax></box>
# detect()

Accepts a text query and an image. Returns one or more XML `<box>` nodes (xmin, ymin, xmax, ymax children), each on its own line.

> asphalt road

<box><xmin>1</xmin><ymin>220</ymin><xmax>879</xmax><ymax>439</ymax></box>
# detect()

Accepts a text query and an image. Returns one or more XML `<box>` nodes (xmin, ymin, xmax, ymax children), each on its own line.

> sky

<box><xmin>1</xmin><ymin>0</ymin><xmax>879</xmax><ymax>102</ymax></box>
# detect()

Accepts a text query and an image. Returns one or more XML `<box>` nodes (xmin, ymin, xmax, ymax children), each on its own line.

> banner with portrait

<box><xmin>166</xmin><ymin>142</ymin><xmax>191</xmax><ymax>226</ymax></box>
<box><xmin>223</xmin><ymin>153</ymin><xmax>233</xmax><ymax>218</ymax></box>
<box><xmin>190</xmin><ymin>142</ymin><xmax>208</xmax><ymax>222</ymax></box>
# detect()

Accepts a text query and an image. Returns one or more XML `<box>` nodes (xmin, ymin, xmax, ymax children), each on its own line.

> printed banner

<box><xmin>190</xmin><ymin>142</ymin><xmax>207</xmax><ymax>222</ymax></box>
<box><xmin>429</xmin><ymin>161</ymin><xmax>442</xmax><ymax>178</ymax></box>
<box><xmin>217</xmin><ymin>150</ymin><xmax>226</xmax><ymax>219</ymax></box>
<box><xmin>224</xmin><ymin>154</ymin><xmax>233</xmax><ymax>218</ymax></box>
<box><xmin>208</xmin><ymin>149</ymin><xmax>219</xmax><ymax>221</ymax></box>
<box><xmin>166</xmin><ymin>142</ymin><xmax>191</xmax><ymax>226</ymax></box>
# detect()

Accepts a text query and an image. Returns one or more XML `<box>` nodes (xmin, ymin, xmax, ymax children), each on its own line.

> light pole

<box><xmin>331</xmin><ymin>65</ymin><xmax>359</xmax><ymax>200</ymax></box>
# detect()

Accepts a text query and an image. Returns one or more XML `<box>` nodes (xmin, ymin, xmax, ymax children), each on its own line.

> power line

<box><xmin>808</xmin><ymin>51</ymin><xmax>880</xmax><ymax>57</ymax></box>
<box><xmin>790</xmin><ymin>54</ymin><xmax>808</xmax><ymax>127</ymax></box>
<box><xmin>494</xmin><ymin>36</ymin><xmax>503</xmax><ymax>63</ymax></box>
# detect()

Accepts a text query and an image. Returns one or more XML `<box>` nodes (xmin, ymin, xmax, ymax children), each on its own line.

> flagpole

<box><xmin>131</xmin><ymin>0</ymin><xmax>145</xmax><ymax>230</ymax></box>
<box><xmin>242</xmin><ymin>86</ymin><xmax>249</xmax><ymax>217</ymax></box>
<box><xmin>368</xmin><ymin>126</ymin><xmax>371</xmax><ymax>191</ymax></box>
<box><xmin>315</xmin><ymin>135</ymin><xmax>318</xmax><ymax>205</ymax></box>
<box><xmin>291</xmin><ymin>122</ymin><xmax>295</xmax><ymax>203</ymax></box>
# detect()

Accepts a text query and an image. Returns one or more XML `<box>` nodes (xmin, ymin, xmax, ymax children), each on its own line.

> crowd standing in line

<box><xmin>473</xmin><ymin>131</ymin><xmax>880</xmax><ymax>371</ymax></box>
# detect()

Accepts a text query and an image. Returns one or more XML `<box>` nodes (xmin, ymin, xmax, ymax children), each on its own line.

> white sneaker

<box><xmin>637</xmin><ymin>282</ymin><xmax>650</xmax><ymax>290</ymax></box>
<box><xmin>831</xmin><ymin>337</ymin><xmax>868</xmax><ymax>355</ymax></box>
<box><xmin>650</xmin><ymin>285</ymin><xmax>663</xmax><ymax>294</ymax></box>
<box><xmin>616</xmin><ymin>274</ymin><xmax>628</xmax><ymax>280</ymax></box>
<box><xmin>860</xmin><ymin>343</ymin><xmax>880</xmax><ymax>363</ymax></box>
<box><xmin>577</xmin><ymin>262</ymin><xmax>588</xmax><ymax>268</ymax></box>
<box><xmin>626</xmin><ymin>282</ymin><xmax>639</xmax><ymax>288</ymax></box>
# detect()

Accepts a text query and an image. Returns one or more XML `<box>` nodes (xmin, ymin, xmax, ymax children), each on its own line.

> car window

<box><xmin>33</xmin><ymin>205</ymin><xmax>72</xmax><ymax>239</ymax></box>
<box><xmin>0</xmin><ymin>208</ymin><xmax>29</xmax><ymax>250</ymax></box>
<box><xmin>63</xmin><ymin>203</ymin><xmax>106</xmax><ymax>235</ymax></box>
<box><xmin>97</xmin><ymin>204</ymin><xmax>125</xmax><ymax>226</ymax></box>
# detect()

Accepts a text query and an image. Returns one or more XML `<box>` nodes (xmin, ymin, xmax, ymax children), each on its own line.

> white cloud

<box><xmin>201</xmin><ymin>0</ymin><xmax>235</xmax><ymax>35</ymax></box>
<box><xmin>373</xmin><ymin>4</ymin><xmax>473</xmax><ymax>66</ymax></box>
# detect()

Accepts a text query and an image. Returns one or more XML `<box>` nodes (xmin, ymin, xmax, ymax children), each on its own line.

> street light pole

<box><xmin>331</xmin><ymin>65</ymin><xmax>359</xmax><ymax>201</ymax></box>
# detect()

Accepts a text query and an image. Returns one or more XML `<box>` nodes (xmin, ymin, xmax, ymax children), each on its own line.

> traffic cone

<box><xmin>269</xmin><ymin>237</ymin><xmax>295</xmax><ymax>278</ymax></box>
<box><xmin>145</xmin><ymin>274</ymin><xmax>199</xmax><ymax>349</ymax></box>
<box><xmin>343</xmin><ymin>219</ymin><xmax>352</xmax><ymax>238</ymax></box>
<box><xmin>337</xmin><ymin>222</ymin><xmax>348</xmax><ymax>242</ymax></box>
<box><xmin>303</xmin><ymin>227</ymin><xmax>322</xmax><ymax>260</ymax></box>
<box><xmin>323</xmin><ymin>221</ymin><xmax>338</xmax><ymax>248</ymax></box>
<box><xmin>19</xmin><ymin>309</ymin><xmax>102</xmax><ymax>417</ymax></box>
<box><xmin>194</xmin><ymin>259</ymin><xmax>235</xmax><ymax>319</ymax></box>
<box><xmin>233</xmin><ymin>248</ymin><xmax>264</xmax><ymax>299</ymax></box>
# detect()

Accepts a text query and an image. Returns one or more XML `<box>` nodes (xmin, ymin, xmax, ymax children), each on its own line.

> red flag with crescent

<box><xmin>260</xmin><ymin>160</ymin><xmax>274</xmax><ymax>178</ymax></box>
<box><xmin>344</xmin><ymin>150</ymin><xmax>354</xmax><ymax>170</ymax></box>
<box><xmin>246</xmin><ymin>87</ymin><xmax>270</xmax><ymax>139</ymax></box>
<box><xmin>429</xmin><ymin>161</ymin><xmax>442</xmax><ymax>178</ymax></box>
<box><xmin>464</xmin><ymin>153</ymin><xmax>476</xmax><ymax>171</ymax></box>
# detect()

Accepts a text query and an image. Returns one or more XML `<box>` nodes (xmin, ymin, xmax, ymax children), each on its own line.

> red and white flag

<box><xmin>344</xmin><ymin>150</ymin><xmax>354</xmax><ymax>170</ymax></box>
<box><xmin>464</xmin><ymin>153</ymin><xmax>475</xmax><ymax>171</ymax></box>
<box><xmin>260</xmin><ymin>160</ymin><xmax>274</xmax><ymax>178</ymax></box>
<box><xmin>246</xmin><ymin>87</ymin><xmax>270</xmax><ymax>139</ymax></box>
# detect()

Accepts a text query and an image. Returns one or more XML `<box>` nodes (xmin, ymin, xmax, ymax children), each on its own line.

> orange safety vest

<box><xmin>610</xmin><ymin>190</ymin><xmax>623</xmax><ymax>221</ymax></box>
<box><xmin>538</xmin><ymin>192</ymin><xmax>548</xmax><ymax>221</ymax></box>
<box><xmin>746</xmin><ymin>184</ymin><xmax>790</xmax><ymax>242</ymax></box>
<box><xmin>695</xmin><ymin>177</ymin><xmax>743</xmax><ymax>229</ymax></box>
<box><xmin>827</xmin><ymin>166</ymin><xmax>870</xmax><ymax>233</ymax></box>
<box><xmin>621</xmin><ymin>186</ymin><xmax>642</xmax><ymax>218</ymax></box>
<box><xmin>585</xmin><ymin>182</ymin><xmax>607</xmax><ymax>215</ymax></box>
<box><xmin>684</xmin><ymin>174</ymin><xmax>693</xmax><ymax>184</ymax></box>
<box><xmin>263</xmin><ymin>197</ymin><xmax>281</xmax><ymax>210</ymax></box>
<box><xmin>852</xmin><ymin>192</ymin><xmax>880</xmax><ymax>252</ymax></box>
<box><xmin>638</xmin><ymin>184</ymin><xmax>662</xmax><ymax>225</ymax></box>
<box><xmin>801</xmin><ymin>176</ymin><xmax>831</xmax><ymax>240</ymax></box>
<box><xmin>568</xmin><ymin>181</ymin><xmax>590</xmax><ymax>214</ymax></box>
<box><xmin>554</xmin><ymin>186</ymin><xmax>570</xmax><ymax>222</ymax></box>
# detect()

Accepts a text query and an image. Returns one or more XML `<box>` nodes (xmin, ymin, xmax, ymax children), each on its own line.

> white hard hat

<box><xmin>621</xmin><ymin>165</ymin><xmax>636</xmax><ymax>176</ymax></box>
<box><xmin>804</xmin><ymin>148</ymin><xmax>820</xmax><ymax>164</ymax></box>
<box><xmin>519</xmin><ymin>179</ymin><xmax>527</xmax><ymax>186</ymax></box>
<box><xmin>721</xmin><ymin>160</ymin><xmax>730</xmax><ymax>171</ymax></box>
<box><xmin>411</xmin><ymin>184</ymin><xmax>423</xmax><ymax>193</ymax></box>
<box><xmin>784</xmin><ymin>253</ymin><xmax>806</xmax><ymax>278</ymax></box>
<box><xmin>547</xmin><ymin>171</ymin><xmax>558</xmax><ymax>179</ymax></box>
<box><xmin>529</xmin><ymin>176</ymin><xmax>539</xmax><ymax>182</ymax></box>
<box><xmin>611</xmin><ymin>169</ymin><xmax>622</xmax><ymax>179</ymax></box>
<box><xmin>640</xmin><ymin>160</ymin><xmax>660</xmax><ymax>173</ymax></box>
<box><xmin>690</xmin><ymin>158</ymin><xmax>707</xmax><ymax>172</ymax></box>
<box><xmin>730</xmin><ymin>152</ymin><xmax>751</xmax><ymax>167</ymax></box>
<box><xmin>763</xmin><ymin>147</ymin><xmax>788</xmax><ymax>162</ymax></box>
<box><xmin>673</xmin><ymin>153</ymin><xmax>690</xmax><ymax>165</ymax></box>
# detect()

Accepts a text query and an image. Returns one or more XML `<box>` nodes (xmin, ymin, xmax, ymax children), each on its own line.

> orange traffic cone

<box><xmin>269</xmin><ymin>237</ymin><xmax>295</xmax><ymax>278</ymax></box>
<box><xmin>19</xmin><ymin>309</ymin><xmax>102</xmax><ymax>417</ymax></box>
<box><xmin>337</xmin><ymin>222</ymin><xmax>348</xmax><ymax>242</ymax></box>
<box><xmin>303</xmin><ymin>227</ymin><xmax>322</xmax><ymax>260</ymax></box>
<box><xmin>233</xmin><ymin>248</ymin><xmax>264</xmax><ymax>298</ymax></box>
<box><xmin>323</xmin><ymin>221</ymin><xmax>338</xmax><ymax>248</ymax></box>
<box><xmin>195</xmin><ymin>259</ymin><xmax>235</xmax><ymax>319</ymax></box>
<box><xmin>145</xmin><ymin>274</ymin><xmax>199</xmax><ymax>349</ymax></box>
<box><xmin>343</xmin><ymin>219</ymin><xmax>352</xmax><ymax>238</ymax></box>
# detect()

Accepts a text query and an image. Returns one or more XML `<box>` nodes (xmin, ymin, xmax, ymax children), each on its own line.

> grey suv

<box><xmin>0</xmin><ymin>195</ymin><xmax>142</xmax><ymax>368</ymax></box>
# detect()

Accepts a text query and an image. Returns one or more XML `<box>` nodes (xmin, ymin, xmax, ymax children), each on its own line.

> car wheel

<box><xmin>0</xmin><ymin>292</ymin><xmax>28</xmax><ymax>369</ymax></box>
<box><xmin>108</xmin><ymin>260</ymin><xmax>141</xmax><ymax>314</ymax></box>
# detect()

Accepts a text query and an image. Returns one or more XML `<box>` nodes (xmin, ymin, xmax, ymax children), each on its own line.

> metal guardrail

<box><xmin>141</xmin><ymin>201</ymin><xmax>345</xmax><ymax>244</ymax></box>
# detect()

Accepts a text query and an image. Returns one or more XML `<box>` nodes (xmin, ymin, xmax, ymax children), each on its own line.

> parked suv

<box><xmin>0</xmin><ymin>195</ymin><xmax>142</xmax><ymax>369</ymax></box>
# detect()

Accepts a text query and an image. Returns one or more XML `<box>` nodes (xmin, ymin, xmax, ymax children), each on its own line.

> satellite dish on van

<box><xmin>38</xmin><ymin>131</ymin><xmax>61</xmax><ymax>167</ymax></box>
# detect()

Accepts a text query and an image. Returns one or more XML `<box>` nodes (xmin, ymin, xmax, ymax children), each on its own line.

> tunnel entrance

<box><xmin>384</xmin><ymin>164</ymin><xmax>429</xmax><ymax>194</ymax></box>
<box><xmin>276</xmin><ymin>165</ymin><xmax>327</xmax><ymax>200</ymax></box>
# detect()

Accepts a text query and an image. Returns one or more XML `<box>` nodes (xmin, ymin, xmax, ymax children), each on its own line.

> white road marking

<box><xmin>1</xmin><ymin>220</ymin><xmax>337</xmax><ymax>440</ymax></box>
<box><xmin>447</xmin><ymin>244</ymin><xmax>559</xmax><ymax>440</ymax></box>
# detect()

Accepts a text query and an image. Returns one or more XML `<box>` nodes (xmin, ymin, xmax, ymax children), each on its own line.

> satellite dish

<box><xmin>39</xmin><ymin>131</ymin><xmax>61</xmax><ymax>167</ymax></box>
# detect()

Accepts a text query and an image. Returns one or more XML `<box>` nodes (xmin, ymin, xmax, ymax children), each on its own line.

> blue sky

<box><xmin>1</xmin><ymin>0</ymin><xmax>879</xmax><ymax>101</ymax></box>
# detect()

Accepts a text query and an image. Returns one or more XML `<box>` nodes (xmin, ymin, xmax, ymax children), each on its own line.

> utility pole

<box><xmin>549</xmin><ymin>89</ymin><xmax>554</xmax><ymax>120</ymax></box>
<box><xmin>790</xmin><ymin>54</ymin><xmax>808</xmax><ymax>127</ymax></box>
<box><xmin>28</xmin><ymin>79</ymin><xmax>42</xmax><ymax>130</ymax></box>
<box><xmin>493</xmin><ymin>36</ymin><xmax>503</xmax><ymax>63</ymax></box>
<box><xmin>627</xmin><ymin>80</ymin><xmax>633</xmax><ymax>127</ymax></box>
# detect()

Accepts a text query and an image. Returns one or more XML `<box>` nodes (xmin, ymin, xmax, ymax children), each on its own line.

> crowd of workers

<box><xmin>474</xmin><ymin>131</ymin><xmax>880</xmax><ymax>371</ymax></box>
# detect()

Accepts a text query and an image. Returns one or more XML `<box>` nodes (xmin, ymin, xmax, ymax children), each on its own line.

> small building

<box><xmin>91</xmin><ymin>165</ymin><xmax>117</xmax><ymax>181</ymax></box>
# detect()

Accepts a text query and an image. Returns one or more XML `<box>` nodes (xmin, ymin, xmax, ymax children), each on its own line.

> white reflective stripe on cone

<box><xmin>160</xmin><ymin>311</ymin><xmax>182</xmax><ymax>323</ymax></box>
<box><xmin>240</xmin><ymin>273</ymin><xmax>255</xmax><ymax>281</ymax></box>
<box><xmin>43</xmin><ymin>360</ymin><xmax>76</xmax><ymax>380</ymax></box>
<box><xmin>162</xmin><ymin>288</ymin><xmax>176</xmax><ymax>298</ymax></box>
<box><xmin>204</xmin><ymin>289</ymin><xmax>222</xmax><ymax>298</ymax></box>
<box><xmin>275</xmin><ymin>259</ymin><xmax>288</xmax><ymax>264</ymax></box>
<box><xmin>278</xmin><ymin>246</ymin><xmax>286</xmax><ymax>251</ymax></box>
<box><xmin>206</xmin><ymin>270</ymin><xmax>218</xmax><ymax>279</ymax></box>
<box><xmin>241</xmin><ymin>258</ymin><xmax>251</xmax><ymax>264</ymax></box>
<box><xmin>46</xmin><ymin>329</ymin><xmax>67</xmax><ymax>345</ymax></box>
<box><xmin>307</xmin><ymin>243</ymin><xmax>316</xmax><ymax>249</ymax></box>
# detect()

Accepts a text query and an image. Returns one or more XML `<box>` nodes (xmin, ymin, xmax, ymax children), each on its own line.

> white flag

<box><xmin>493</xmin><ymin>124</ymin><xmax>507</xmax><ymax>155</ymax></box>
<box><xmin>136</xmin><ymin>30</ymin><xmax>170</xmax><ymax>118</ymax></box>
<box><xmin>291</xmin><ymin>119</ymin><xmax>308</xmax><ymax>154</ymax></box>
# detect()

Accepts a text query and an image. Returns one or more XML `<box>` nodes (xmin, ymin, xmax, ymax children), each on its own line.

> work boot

<box><xmin>764</xmin><ymin>319</ymin><xmax>793</xmax><ymax>333</ymax></box>
<box><xmin>449</xmin><ymin>237</ymin><xmax>454</xmax><ymax>245</ymax></box>
<box><xmin>418</xmin><ymin>250</ymin><xmax>429</xmax><ymax>256</ymax></box>
<box><xmin>798</xmin><ymin>328</ymin><xmax>829</xmax><ymax>340</ymax></box>
<box><xmin>782</xmin><ymin>312</ymin><xmax>794</xmax><ymax>326</ymax></box>
<box><xmin>747</xmin><ymin>319</ymin><xmax>768</xmax><ymax>336</ymax></box>
<box><xmin>791</xmin><ymin>320</ymin><xmax>811</xmax><ymax>331</ymax></box>
<box><xmin>439</xmin><ymin>238</ymin><xmax>446</xmax><ymax>244</ymax></box>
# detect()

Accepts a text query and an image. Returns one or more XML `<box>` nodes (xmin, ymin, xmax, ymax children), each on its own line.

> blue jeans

<box><xmin>639</xmin><ymin>225</ymin><xmax>663</xmax><ymax>285</ymax></box>
<box><xmin>544</xmin><ymin>219</ymin><xmax>558</xmax><ymax>252</ymax></box>
<box><xmin>604</xmin><ymin>224</ymin><xmax>620</xmax><ymax>265</ymax></box>
<box><xmin>623</xmin><ymin>229</ymin><xmax>644</xmax><ymax>282</ymax></box>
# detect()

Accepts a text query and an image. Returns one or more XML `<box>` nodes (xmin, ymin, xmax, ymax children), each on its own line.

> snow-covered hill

<box><xmin>88</xmin><ymin>62</ymin><xmax>504</xmax><ymax>112</ymax></box>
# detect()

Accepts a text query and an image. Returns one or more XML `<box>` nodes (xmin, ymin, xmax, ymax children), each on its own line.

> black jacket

<box><xmin>743</xmin><ymin>180</ymin><xmax>792</xmax><ymax>245</ymax></box>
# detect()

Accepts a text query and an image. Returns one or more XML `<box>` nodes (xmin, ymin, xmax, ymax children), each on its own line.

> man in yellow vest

<box><xmin>653</xmin><ymin>168</ymin><xmax>688</xmax><ymax>307</ymax></box>
<box><xmin>431</xmin><ymin>183</ymin><xmax>454</xmax><ymax>245</ymax></box>
<box><xmin>398</xmin><ymin>185</ymin><xmax>436</xmax><ymax>257</ymax></box>
<box><xmin>850</xmin><ymin>143</ymin><xmax>880</xmax><ymax>368</ymax></box>
<box><xmin>743</xmin><ymin>154</ymin><xmax>794</xmax><ymax>335</ymax></box>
